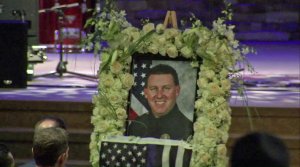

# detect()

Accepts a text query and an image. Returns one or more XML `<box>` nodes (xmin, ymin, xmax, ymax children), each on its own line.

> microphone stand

<box><xmin>34</xmin><ymin>3</ymin><xmax>97</xmax><ymax>81</ymax></box>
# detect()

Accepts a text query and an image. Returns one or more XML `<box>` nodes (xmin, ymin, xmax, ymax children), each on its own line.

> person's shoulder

<box><xmin>176</xmin><ymin>110</ymin><xmax>193</xmax><ymax>124</ymax></box>
<box><xmin>135</xmin><ymin>113</ymin><xmax>150</xmax><ymax>121</ymax></box>
<box><xmin>129</xmin><ymin>113</ymin><xmax>151</xmax><ymax>129</ymax></box>
<box><xmin>128</xmin><ymin>113</ymin><xmax>150</xmax><ymax>136</ymax></box>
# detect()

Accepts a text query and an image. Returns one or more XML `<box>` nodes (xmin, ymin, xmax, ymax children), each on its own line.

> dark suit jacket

<box><xmin>128</xmin><ymin>104</ymin><xmax>193</xmax><ymax>140</ymax></box>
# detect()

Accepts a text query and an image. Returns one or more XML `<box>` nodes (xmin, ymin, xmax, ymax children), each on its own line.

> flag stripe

<box><xmin>101</xmin><ymin>136</ymin><xmax>192</xmax><ymax>149</ymax></box>
<box><xmin>162</xmin><ymin>145</ymin><xmax>171</xmax><ymax>167</ymax></box>
<box><xmin>130</xmin><ymin>94</ymin><xmax>149</xmax><ymax>116</ymax></box>
<box><xmin>175</xmin><ymin>146</ymin><xmax>185</xmax><ymax>167</ymax></box>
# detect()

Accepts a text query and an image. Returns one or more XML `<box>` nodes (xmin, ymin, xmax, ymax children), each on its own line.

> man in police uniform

<box><xmin>128</xmin><ymin>64</ymin><xmax>193</xmax><ymax>140</ymax></box>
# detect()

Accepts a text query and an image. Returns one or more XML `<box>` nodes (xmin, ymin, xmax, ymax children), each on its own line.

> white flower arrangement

<box><xmin>83</xmin><ymin>1</ymin><xmax>253</xmax><ymax>167</ymax></box>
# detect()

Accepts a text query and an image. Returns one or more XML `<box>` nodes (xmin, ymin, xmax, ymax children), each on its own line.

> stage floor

<box><xmin>0</xmin><ymin>41</ymin><xmax>299</xmax><ymax>108</ymax></box>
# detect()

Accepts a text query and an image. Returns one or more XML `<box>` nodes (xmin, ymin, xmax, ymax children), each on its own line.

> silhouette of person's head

<box><xmin>0</xmin><ymin>143</ymin><xmax>14</xmax><ymax>167</ymax></box>
<box><xmin>35</xmin><ymin>116</ymin><xmax>66</xmax><ymax>130</ymax></box>
<box><xmin>33</xmin><ymin>127</ymin><xmax>69</xmax><ymax>167</ymax></box>
<box><xmin>230</xmin><ymin>132</ymin><xmax>289</xmax><ymax>167</ymax></box>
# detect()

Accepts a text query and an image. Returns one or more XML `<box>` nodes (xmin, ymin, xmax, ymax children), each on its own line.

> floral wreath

<box><xmin>83</xmin><ymin>1</ymin><xmax>253</xmax><ymax>167</ymax></box>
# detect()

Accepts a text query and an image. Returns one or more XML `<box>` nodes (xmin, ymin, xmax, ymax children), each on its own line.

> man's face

<box><xmin>144</xmin><ymin>74</ymin><xmax>180</xmax><ymax>118</ymax></box>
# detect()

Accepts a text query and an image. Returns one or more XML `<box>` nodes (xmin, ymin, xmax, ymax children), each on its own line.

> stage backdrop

<box><xmin>39</xmin><ymin>0</ymin><xmax>92</xmax><ymax>45</ymax></box>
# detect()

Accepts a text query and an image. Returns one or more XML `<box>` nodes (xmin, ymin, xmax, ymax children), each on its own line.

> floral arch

<box><xmin>83</xmin><ymin>1</ymin><xmax>253</xmax><ymax>166</ymax></box>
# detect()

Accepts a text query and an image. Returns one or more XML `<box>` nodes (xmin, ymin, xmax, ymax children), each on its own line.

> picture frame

<box><xmin>126</xmin><ymin>53</ymin><xmax>199</xmax><ymax>141</ymax></box>
<box><xmin>86</xmin><ymin>2</ymin><xmax>251</xmax><ymax>165</ymax></box>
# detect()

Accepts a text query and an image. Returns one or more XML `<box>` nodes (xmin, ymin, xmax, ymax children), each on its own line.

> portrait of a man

<box><xmin>127</xmin><ymin>59</ymin><xmax>197</xmax><ymax>140</ymax></box>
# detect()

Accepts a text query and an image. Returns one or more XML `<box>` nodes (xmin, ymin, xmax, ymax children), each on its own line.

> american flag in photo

<box><xmin>129</xmin><ymin>59</ymin><xmax>153</xmax><ymax>120</ymax></box>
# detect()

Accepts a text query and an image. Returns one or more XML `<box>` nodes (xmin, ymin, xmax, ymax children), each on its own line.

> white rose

<box><xmin>197</xmin><ymin>78</ymin><xmax>208</xmax><ymax>88</ymax></box>
<box><xmin>202</xmin><ymin>138</ymin><xmax>217</xmax><ymax>148</ymax></box>
<box><xmin>148</xmin><ymin>44</ymin><xmax>159</xmax><ymax>55</ymax></box>
<box><xmin>159</xmin><ymin>47</ymin><xmax>166</xmax><ymax>56</ymax></box>
<box><xmin>100</xmin><ymin>73</ymin><xmax>114</xmax><ymax>87</ymax></box>
<box><xmin>206</xmin><ymin>38</ymin><xmax>220</xmax><ymax>54</ymax></box>
<box><xmin>215</xmin><ymin>97</ymin><xmax>227</xmax><ymax>108</ymax></box>
<box><xmin>99</xmin><ymin>107</ymin><xmax>111</xmax><ymax>117</ymax></box>
<box><xmin>221</xmin><ymin>130</ymin><xmax>229</xmax><ymax>143</ymax></box>
<box><xmin>164</xmin><ymin>28</ymin><xmax>179</xmax><ymax>39</ymax></box>
<box><xmin>96</xmin><ymin>93</ymin><xmax>111</xmax><ymax>106</ymax></box>
<box><xmin>112</xmin><ymin>78</ymin><xmax>122</xmax><ymax>90</ymax></box>
<box><xmin>206</xmin><ymin>108</ymin><xmax>218</xmax><ymax>120</ymax></box>
<box><xmin>218</xmin><ymin>110</ymin><xmax>231</xmax><ymax>123</ymax></box>
<box><xmin>156</xmin><ymin>23</ymin><xmax>165</xmax><ymax>34</ymax></box>
<box><xmin>196</xmin><ymin>46</ymin><xmax>205</xmax><ymax>57</ymax></box>
<box><xmin>203</xmin><ymin>70</ymin><xmax>215</xmax><ymax>80</ymax></box>
<box><xmin>174</xmin><ymin>36</ymin><xmax>183</xmax><ymax>49</ymax></box>
<box><xmin>205</xmin><ymin>126</ymin><xmax>219</xmax><ymax>138</ymax></box>
<box><xmin>142</xmin><ymin>23</ymin><xmax>155</xmax><ymax>33</ymax></box>
<box><xmin>94</xmin><ymin>120</ymin><xmax>111</xmax><ymax>133</ymax></box>
<box><xmin>193</xmin><ymin>120</ymin><xmax>204</xmax><ymax>132</ymax></box>
<box><xmin>216</xmin><ymin>157</ymin><xmax>228</xmax><ymax>167</ymax></box>
<box><xmin>183</xmin><ymin>28</ymin><xmax>196</xmax><ymax>38</ymax></box>
<box><xmin>198</xmin><ymin>27</ymin><xmax>212</xmax><ymax>42</ymax></box>
<box><xmin>115</xmin><ymin>108</ymin><xmax>127</xmax><ymax>120</ymax></box>
<box><xmin>166</xmin><ymin>45</ymin><xmax>178</xmax><ymax>58</ymax></box>
<box><xmin>199</xmin><ymin>151</ymin><xmax>211</xmax><ymax>164</ymax></box>
<box><xmin>110</xmin><ymin>61</ymin><xmax>123</xmax><ymax>74</ymax></box>
<box><xmin>201</xmin><ymin>90</ymin><xmax>212</xmax><ymax>101</ymax></box>
<box><xmin>220</xmin><ymin>69</ymin><xmax>229</xmax><ymax>79</ymax></box>
<box><xmin>217</xmin><ymin>144</ymin><xmax>227</xmax><ymax>157</ymax></box>
<box><xmin>131</xmin><ymin>31</ymin><xmax>140</xmax><ymax>42</ymax></box>
<box><xmin>92</xmin><ymin>106</ymin><xmax>101</xmax><ymax>116</ymax></box>
<box><xmin>121</xmin><ymin>73</ymin><xmax>134</xmax><ymax>90</ymax></box>
<box><xmin>208</xmin><ymin>82</ymin><xmax>222</xmax><ymax>96</ymax></box>
<box><xmin>90</xmin><ymin>132</ymin><xmax>98</xmax><ymax>142</ymax></box>
<box><xmin>180</xmin><ymin>46</ymin><xmax>194</xmax><ymax>58</ymax></box>
<box><xmin>157</xmin><ymin>36</ymin><xmax>166</xmax><ymax>45</ymax></box>
<box><xmin>221</xmin><ymin>79</ymin><xmax>231</xmax><ymax>91</ymax></box>
<box><xmin>107</xmin><ymin>91</ymin><xmax>123</xmax><ymax>106</ymax></box>
<box><xmin>114</xmin><ymin>120</ymin><xmax>126</xmax><ymax>129</ymax></box>
<box><xmin>91</xmin><ymin>115</ymin><xmax>100</xmax><ymax>125</ymax></box>
<box><xmin>120</xmin><ymin>89</ymin><xmax>129</xmax><ymax>102</ymax></box>
<box><xmin>94</xmin><ymin>105</ymin><xmax>113</xmax><ymax>117</ymax></box>
<box><xmin>194</xmin><ymin>99</ymin><xmax>205</xmax><ymax>111</ymax></box>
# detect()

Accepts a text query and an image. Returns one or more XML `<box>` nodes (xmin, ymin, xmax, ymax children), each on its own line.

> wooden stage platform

<box><xmin>0</xmin><ymin>99</ymin><xmax>299</xmax><ymax>167</ymax></box>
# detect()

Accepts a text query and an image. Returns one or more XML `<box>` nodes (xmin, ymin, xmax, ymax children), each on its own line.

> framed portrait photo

<box><xmin>126</xmin><ymin>53</ymin><xmax>199</xmax><ymax>141</ymax></box>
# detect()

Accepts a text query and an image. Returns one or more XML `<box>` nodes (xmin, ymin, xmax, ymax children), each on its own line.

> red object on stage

<box><xmin>39</xmin><ymin>0</ymin><xmax>89</xmax><ymax>46</ymax></box>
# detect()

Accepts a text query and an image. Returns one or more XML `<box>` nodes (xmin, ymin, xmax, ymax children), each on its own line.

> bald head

<box><xmin>35</xmin><ymin>116</ymin><xmax>66</xmax><ymax>130</ymax></box>
<box><xmin>37</xmin><ymin>120</ymin><xmax>59</xmax><ymax>129</ymax></box>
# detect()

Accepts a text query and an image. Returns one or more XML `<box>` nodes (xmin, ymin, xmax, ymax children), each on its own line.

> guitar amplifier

<box><xmin>0</xmin><ymin>20</ymin><xmax>28</xmax><ymax>88</ymax></box>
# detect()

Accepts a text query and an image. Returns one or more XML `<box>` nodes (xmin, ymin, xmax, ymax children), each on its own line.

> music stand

<box><xmin>35</xmin><ymin>3</ymin><xmax>97</xmax><ymax>81</ymax></box>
